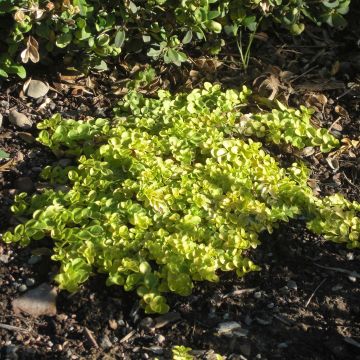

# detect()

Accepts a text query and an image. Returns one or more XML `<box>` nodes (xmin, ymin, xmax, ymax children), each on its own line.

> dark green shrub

<box><xmin>0</xmin><ymin>0</ymin><xmax>351</xmax><ymax>77</ymax></box>
<box><xmin>3</xmin><ymin>79</ymin><xmax>359</xmax><ymax>313</ymax></box>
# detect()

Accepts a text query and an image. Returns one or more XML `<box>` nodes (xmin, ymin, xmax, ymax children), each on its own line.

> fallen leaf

<box><xmin>21</xmin><ymin>36</ymin><xmax>40</xmax><ymax>64</ymax></box>
<box><xmin>326</xmin><ymin>157</ymin><xmax>340</xmax><ymax>171</ymax></box>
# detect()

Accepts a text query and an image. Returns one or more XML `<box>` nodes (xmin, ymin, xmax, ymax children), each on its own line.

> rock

<box><xmin>216</xmin><ymin>321</ymin><xmax>249</xmax><ymax>337</ymax></box>
<box><xmin>217</xmin><ymin>321</ymin><xmax>242</xmax><ymax>334</ymax></box>
<box><xmin>117</xmin><ymin>319</ymin><xmax>125</xmax><ymax>327</ymax></box>
<box><xmin>0</xmin><ymin>100</ymin><xmax>9</xmax><ymax>108</ymax></box>
<box><xmin>254</xmin><ymin>291</ymin><xmax>262</xmax><ymax>299</ymax></box>
<box><xmin>156</xmin><ymin>334</ymin><xmax>165</xmax><ymax>344</ymax></box>
<box><xmin>14</xmin><ymin>177</ymin><xmax>34</xmax><ymax>192</ymax></box>
<box><xmin>332</xmin><ymin>284</ymin><xmax>343</xmax><ymax>291</ymax></box>
<box><xmin>348</xmin><ymin>275</ymin><xmax>357</xmax><ymax>283</ymax></box>
<box><xmin>9</xmin><ymin>110</ymin><xmax>32</xmax><ymax>129</ymax></box>
<box><xmin>140</xmin><ymin>317</ymin><xmax>154</xmax><ymax>329</ymax></box>
<box><xmin>0</xmin><ymin>113</ymin><xmax>3</xmax><ymax>128</ymax></box>
<box><xmin>255</xmin><ymin>316</ymin><xmax>272</xmax><ymax>325</ymax></box>
<box><xmin>0</xmin><ymin>254</ymin><xmax>10</xmax><ymax>263</ymax></box>
<box><xmin>25</xmin><ymin>278</ymin><xmax>35</xmax><ymax>287</ymax></box>
<box><xmin>278</xmin><ymin>342</ymin><xmax>288</xmax><ymax>349</ymax></box>
<box><xmin>25</xmin><ymin>80</ymin><xmax>49</xmax><ymax>99</ymax></box>
<box><xmin>28</xmin><ymin>255</ymin><xmax>42</xmax><ymax>265</ymax></box>
<box><xmin>147</xmin><ymin>346</ymin><xmax>163</xmax><ymax>355</ymax></box>
<box><xmin>12</xmin><ymin>283</ymin><xmax>57</xmax><ymax>317</ymax></box>
<box><xmin>279</xmin><ymin>286</ymin><xmax>289</xmax><ymax>294</ymax></box>
<box><xmin>108</xmin><ymin>319</ymin><xmax>118</xmax><ymax>330</ymax></box>
<box><xmin>287</xmin><ymin>280</ymin><xmax>298</xmax><ymax>291</ymax></box>
<box><xmin>18</xmin><ymin>284</ymin><xmax>27</xmax><ymax>292</ymax></box>
<box><xmin>100</xmin><ymin>335</ymin><xmax>112</xmax><ymax>349</ymax></box>
<box><xmin>18</xmin><ymin>132</ymin><xmax>36</xmax><ymax>144</ymax></box>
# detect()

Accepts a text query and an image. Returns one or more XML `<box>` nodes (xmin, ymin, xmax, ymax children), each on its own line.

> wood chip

<box><xmin>154</xmin><ymin>312</ymin><xmax>181</xmax><ymax>329</ymax></box>
<box><xmin>119</xmin><ymin>330</ymin><xmax>136</xmax><ymax>343</ymax></box>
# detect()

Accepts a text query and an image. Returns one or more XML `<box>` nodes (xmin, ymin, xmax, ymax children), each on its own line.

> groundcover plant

<box><xmin>0</xmin><ymin>0</ymin><xmax>351</xmax><ymax>77</ymax></box>
<box><xmin>2</xmin><ymin>80</ymin><xmax>360</xmax><ymax>313</ymax></box>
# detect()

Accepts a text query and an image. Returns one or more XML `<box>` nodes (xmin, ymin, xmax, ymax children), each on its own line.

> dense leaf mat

<box><xmin>3</xmin><ymin>82</ymin><xmax>359</xmax><ymax>313</ymax></box>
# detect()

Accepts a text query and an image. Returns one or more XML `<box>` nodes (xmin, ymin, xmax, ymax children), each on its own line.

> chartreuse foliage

<box><xmin>3</xmin><ymin>82</ymin><xmax>360</xmax><ymax>314</ymax></box>
<box><xmin>172</xmin><ymin>345</ymin><xmax>224</xmax><ymax>360</ymax></box>
<box><xmin>0</xmin><ymin>0</ymin><xmax>351</xmax><ymax>77</ymax></box>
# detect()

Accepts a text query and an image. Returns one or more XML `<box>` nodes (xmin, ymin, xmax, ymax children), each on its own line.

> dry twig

<box><xmin>305</xmin><ymin>278</ymin><xmax>327</xmax><ymax>308</ymax></box>
<box><xmin>0</xmin><ymin>322</ymin><xmax>30</xmax><ymax>333</ymax></box>
<box><xmin>314</xmin><ymin>263</ymin><xmax>360</xmax><ymax>278</ymax></box>
<box><xmin>84</xmin><ymin>327</ymin><xmax>99</xmax><ymax>348</ymax></box>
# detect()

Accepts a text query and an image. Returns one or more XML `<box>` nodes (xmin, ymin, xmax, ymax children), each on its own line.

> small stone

<box><xmin>148</xmin><ymin>346</ymin><xmax>163</xmax><ymax>355</ymax></box>
<box><xmin>332</xmin><ymin>284</ymin><xmax>343</xmax><ymax>291</ymax></box>
<box><xmin>156</xmin><ymin>334</ymin><xmax>165</xmax><ymax>344</ymax></box>
<box><xmin>346</xmin><ymin>253</ymin><xmax>354</xmax><ymax>261</ymax></box>
<box><xmin>348</xmin><ymin>275</ymin><xmax>357</xmax><ymax>283</ymax></box>
<box><xmin>9</xmin><ymin>110</ymin><xmax>32</xmax><ymax>129</ymax></box>
<box><xmin>14</xmin><ymin>176</ymin><xmax>34</xmax><ymax>193</ymax></box>
<box><xmin>217</xmin><ymin>321</ymin><xmax>245</xmax><ymax>335</ymax></box>
<box><xmin>297</xmin><ymin>323</ymin><xmax>310</xmax><ymax>332</ymax></box>
<box><xmin>267</xmin><ymin>302</ymin><xmax>275</xmax><ymax>309</ymax></box>
<box><xmin>94</xmin><ymin>108</ymin><xmax>106</xmax><ymax>117</ymax></box>
<box><xmin>254</xmin><ymin>291</ymin><xmax>262</xmax><ymax>299</ymax></box>
<box><xmin>0</xmin><ymin>254</ymin><xmax>10</xmax><ymax>263</ymax></box>
<box><xmin>280</xmin><ymin>286</ymin><xmax>289</xmax><ymax>294</ymax></box>
<box><xmin>278</xmin><ymin>342</ymin><xmax>288</xmax><ymax>349</ymax></box>
<box><xmin>28</xmin><ymin>255</ymin><xmax>42</xmax><ymax>265</ymax></box>
<box><xmin>25</xmin><ymin>278</ymin><xmax>35</xmax><ymax>287</ymax></box>
<box><xmin>0</xmin><ymin>114</ymin><xmax>3</xmax><ymax>128</ymax></box>
<box><xmin>117</xmin><ymin>319</ymin><xmax>125</xmax><ymax>327</ymax></box>
<box><xmin>108</xmin><ymin>319</ymin><xmax>118</xmax><ymax>330</ymax></box>
<box><xmin>12</xmin><ymin>283</ymin><xmax>57</xmax><ymax>317</ymax></box>
<box><xmin>140</xmin><ymin>316</ymin><xmax>154</xmax><ymax>329</ymax></box>
<box><xmin>18</xmin><ymin>284</ymin><xmax>27</xmax><ymax>292</ymax></box>
<box><xmin>25</xmin><ymin>80</ymin><xmax>49</xmax><ymax>99</ymax></box>
<box><xmin>100</xmin><ymin>335</ymin><xmax>112</xmax><ymax>349</ymax></box>
<box><xmin>18</xmin><ymin>132</ymin><xmax>36</xmax><ymax>144</ymax></box>
<box><xmin>287</xmin><ymin>280</ymin><xmax>297</xmax><ymax>291</ymax></box>
<box><xmin>0</xmin><ymin>100</ymin><xmax>9</xmax><ymax>108</ymax></box>
<box><xmin>255</xmin><ymin>317</ymin><xmax>272</xmax><ymax>326</ymax></box>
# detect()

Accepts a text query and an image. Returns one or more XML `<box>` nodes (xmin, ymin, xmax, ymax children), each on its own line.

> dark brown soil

<box><xmin>0</xmin><ymin>19</ymin><xmax>360</xmax><ymax>360</ymax></box>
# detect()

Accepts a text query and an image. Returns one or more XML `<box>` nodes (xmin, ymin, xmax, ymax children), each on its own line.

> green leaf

<box><xmin>114</xmin><ymin>30</ymin><xmax>126</xmax><ymax>48</ymax></box>
<box><xmin>182</xmin><ymin>30</ymin><xmax>193</xmax><ymax>44</ymax></box>
<box><xmin>0</xmin><ymin>68</ymin><xmax>8</xmax><ymax>78</ymax></box>
<box><xmin>0</xmin><ymin>149</ymin><xmax>10</xmax><ymax>159</ymax></box>
<box><xmin>56</xmin><ymin>33</ymin><xmax>72</xmax><ymax>48</ymax></box>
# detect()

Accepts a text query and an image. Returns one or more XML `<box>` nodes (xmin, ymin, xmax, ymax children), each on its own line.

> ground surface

<box><xmin>0</xmin><ymin>16</ymin><xmax>360</xmax><ymax>360</ymax></box>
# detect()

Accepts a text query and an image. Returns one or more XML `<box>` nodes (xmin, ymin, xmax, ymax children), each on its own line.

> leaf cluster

<box><xmin>2</xmin><ymin>82</ymin><xmax>359</xmax><ymax>314</ymax></box>
<box><xmin>0</xmin><ymin>0</ymin><xmax>351</xmax><ymax>77</ymax></box>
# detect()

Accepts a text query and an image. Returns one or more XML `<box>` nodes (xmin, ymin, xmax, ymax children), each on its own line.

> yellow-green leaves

<box><xmin>3</xmin><ymin>81</ymin><xmax>359</xmax><ymax>314</ymax></box>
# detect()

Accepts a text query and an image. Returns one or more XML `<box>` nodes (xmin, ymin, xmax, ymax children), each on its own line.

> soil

<box><xmin>0</xmin><ymin>16</ymin><xmax>360</xmax><ymax>360</ymax></box>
